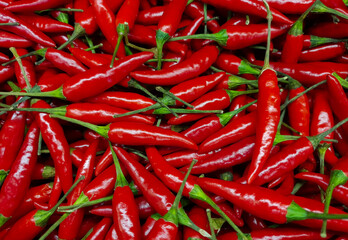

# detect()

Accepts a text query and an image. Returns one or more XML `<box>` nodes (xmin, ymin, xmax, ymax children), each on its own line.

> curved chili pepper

<box><xmin>0</xmin><ymin>9</ymin><xmax>55</xmax><ymax>47</ymax></box>
<box><xmin>32</xmin><ymin>99</ymin><xmax>73</xmax><ymax>194</ymax></box>
<box><xmin>70</xmin><ymin>48</ymin><xmax>113</xmax><ymax>68</ymax></box>
<box><xmin>136</xmin><ymin>6</ymin><xmax>164</xmax><ymax>25</ymax></box>
<box><xmin>0</xmin><ymin>30</ymin><xmax>33</xmax><ymax>48</ymax></box>
<box><xmin>74</xmin><ymin>0</ymin><xmax>98</xmax><ymax>35</ymax></box>
<box><xmin>199</xmin><ymin>111</ymin><xmax>257</xmax><ymax>153</ymax></box>
<box><xmin>0</xmin><ymin>122</ymin><xmax>39</xmax><ymax>227</ymax></box>
<box><xmin>83</xmin><ymin>217</ymin><xmax>112</xmax><ymax>240</ymax></box>
<box><xmin>131</xmin><ymin>45</ymin><xmax>219</xmax><ymax>85</ymax></box>
<box><xmin>18</xmin><ymin>14</ymin><xmax>74</xmax><ymax>33</ymax></box>
<box><xmin>252</xmin><ymin>118</ymin><xmax>348</xmax><ymax>186</ymax></box>
<box><xmin>218</xmin><ymin>227</ymin><xmax>332</xmax><ymax>240</ymax></box>
<box><xmin>0</xmin><ymin>99</ymin><xmax>28</xmax><ymax>184</ymax></box>
<box><xmin>299</xmin><ymin>42</ymin><xmax>347</xmax><ymax>62</ymax></box>
<box><xmin>4</xmin><ymin>0</ymin><xmax>70</xmax><ymax>12</ymax></box>
<box><xmin>181</xmin><ymin>136</ymin><xmax>255</xmax><ymax>174</ymax></box>
<box><xmin>214</xmin><ymin>52</ymin><xmax>260</xmax><ymax>75</ymax></box>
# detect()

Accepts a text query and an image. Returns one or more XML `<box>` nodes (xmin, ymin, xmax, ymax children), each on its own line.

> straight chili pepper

<box><xmin>84</xmin><ymin>217</ymin><xmax>112</xmax><ymax>240</ymax></box>
<box><xmin>298</xmin><ymin>42</ymin><xmax>347</xmax><ymax>62</ymax></box>
<box><xmin>32</xmin><ymin>99</ymin><xmax>73</xmax><ymax>194</ymax></box>
<box><xmin>0</xmin><ymin>51</ymin><xmax>154</xmax><ymax>102</ymax></box>
<box><xmin>0</xmin><ymin>121</ymin><xmax>39</xmax><ymax>227</ymax></box>
<box><xmin>69</xmin><ymin>48</ymin><xmax>113</xmax><ymax>68</ymax></box>
<box><xmin>136</xmin><ymin>6</ymin><xmax>164</xmax><ymax>25</ymax></box>
<box><xmin>0</xmin><ymin>30</ymin><xmax>33</xmax><ymax>48</ymax></box>
<box><xmin>170</xmin><ymin>23</ymin><xmax>289</xmax><ymax>51</ymax></box>
<box><xmin>109</xmin><ymin>142</ymin><xmax>141</xmax><ymax>240</ymax></box>
<box><xmin>4</xmin><ymin>0</ymin><xmax>70</xmax><ymax>12</ymax></box>
<box><xmin>18</xmin><ymin>14</ymin><xmax>74</xmax><ymax>33</ymax></box>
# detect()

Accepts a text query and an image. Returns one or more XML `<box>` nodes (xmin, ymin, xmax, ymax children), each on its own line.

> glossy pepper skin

<box><xmin>0</xmin><ymin>122</ymin><xmax>39</xmax><ymax>227</ymax></box>
<box><xmin>61</xmin><ymin>51</ymin><xmax>153</xmax><ymax>102</ymax></box>
<box><xmin>130</xmin><ymin>45</ymin><xmax>219</xmax><ymax>85</ymax></box>
<box><xmin>197</xmin><ymin>177</ymin><xmax>348</xmax><ymax>232</ymax></box>
<box><xmin>247</xmin><ymin>68</ymin><xmax>280</xmax><ymax>184</ymax></box>
<box><xmin>32</xmin><ymin>100</ymin><xmax>73</xmax><ymax>194</ymax></box>
<box><xmin>0</xmin><ymin>8</ymin><xmax>56</xmax><ymax>47</ymax></box>
<box><xmin>0</xmin><ymin>99</ymin><xmax>28</xmax><ymax>183</ymax></box>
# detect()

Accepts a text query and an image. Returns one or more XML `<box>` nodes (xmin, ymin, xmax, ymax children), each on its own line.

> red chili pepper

<box><xmin>252</xmin><ymin>118</ymin><xmax>348</xmax><ymax>186</ymax></box>
<box><xmin>18</xmin><ymin>14</ymin><xmax>74</xmax><ymax>33</ymax></box>
<box><xmin>200</xmin><ymin>0</ymin><xmax>292</xmax><ymax>24</ymax></box>
<box><xmin>162</xmin><ymin>149</ymin><xmax>219</xmax><ymax>168</ymax></box>
<box><xmin>0</xmin><ymin>99</ymin><xmax>28</xmax><ymax>184</ymax></box>
<box><xmin>243</xmin><ymin>212</ymin><xmax>267</xmax><ymax>231</ymax></box>
<box><xmin>136</xmin><ymin>6</ymin><xmax>164</xmax><ymax>25</ymax></box>
<box><xmin>32</xmin><ymin>163</ymin><xmax>55</xmax><ymax>180</ymax></box>
<box><xmin>185</xmin><ymin>2</ymin><xmax>220</xmax><ymax>33</ymax></box>
<box><xmin>4</xmin><ymin>0</ymin><xmax>70</xmax><ymax>12</ymax></box>
<box><xmin>218</xmin><ymin>227</ymin><xmax>332</xmax><ymax>240</ymax></box>
<box><xmin>146</xmin><ymin>146</ymin><xmax>246</xmax><ymax>236</ymax></box>
<box><xmin>92</xmin><ymin>0</ymin><xmax>126</xmax><ymax>58</ymax></box>
<box><xmin>74</xmin><ymin>0</ymin><xmax>98</xmax><ymax>35</ymax></box>
<box><xmin>295</xmin><ymin>171</ymin><xmax>348</xmax><ymax>207</ymax></box>
<box><xmin>288</xmin><ymin>78</ymin><xmax>310</xmax><ymax>136</ymax></box>
<box><xmin>171</xmin><ymin>23</ymin><xmax>289</xmax><ymax>51</ymax></box>
<box><xmin>334</xmin><ymin>128</ymin><xmax>348</xmax><ymax>156</ymax></box>
<box><xmin>38</xmin><ymin>72</ymin><xmax>69</xmax><ymax>92</ymax></box>
<box><xmin>308</xmin><ymin>21</ymin><xmax>348</xmax><ymax>38</ymax></box>
<box><xmin>0</xmin><ymin>9</ymin><xmax>56</xmax><ymax>47</ymax></box>
<box><xmin>299</xmin><ymin>42</ymin><xmax>347</xmax><ymax>62</ymax></box>
<box><xmin>3</xmin><ymin>176</ymin><xmax>83</xmax><ymax>240</ymax></box>
<box><xmin>13</xmin><ymin>48</ymin><xmax>36</xmax><ymax>89</ymax></box>
<box><xmin>183</xmin><ymin>206</ymin><xmax>210</xmax><ymax>240</ymax></box>
<box><xmin>327</xmin><ymin>73</ymin><xmax>348</xmax><ymax>135</ymax></box>
<box><xmin>131</xmin><ymin>45</ymin><xmax>219</xmax><ymax>85</ymax></box>
<box><xmin>84</xmin><ymin>217</ymin><xmax>112</xmax><ymax>240</ymax></box>
<box><xmin>0</xmin><ymin>122</ymin><xmax>39</xmax><ymax>227</ymax></box>
<box><xmin>214</xmin><ymin>52</ymin><xmax>260</xmax><ymax>75</ymax></box>
<box><xmin>181</xmin><ymin>136</ymin><xmax>255</xmax><ymax>175</ymax></box>
<box><xmin>32</xmin><ymin>99</ymin><xmax>73</xmax><ymax>194</ymax></box>
<box><xmin>69</xmin><ymin>48</ymin><xmax>113</xmax><ymax>68</ymax></box>
<box><xmin>0</xmin><ymin>30</ymin><xmax>33</xmax><ymax>48</ymax></box>
<box><xmin>197</xmin><ymin>176</ymin><xmax>348</xmax><ymax>232</ymax></box>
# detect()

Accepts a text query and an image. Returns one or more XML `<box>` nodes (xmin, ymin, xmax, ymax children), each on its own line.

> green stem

<box><xmin>0</xmin><ymin>86</ymin><xmax>65</xmax><ymax>100</ymax></box>
<box><xmin>332</xmin><ymin>72</ymin><xmax>348</xmax><ymax>89</ymax></box>
<box><xmin>128</xmin><ymin>79</ymin><xmax>178</xmax><ymax>117</ymax></box>
<box><xmin>50</xmin><ymin>114</ymin><xmax>109</xmax><ymax>139</ymax></box>
<box><xmin>108</xmin><ymin>142</ymin><xmax>128</xmax><ymax>188</ymax></box>
<box><xmin>38</xmin><ymin>213</ymin><xmax>69</xmax><ymax>240</ymax></box>
<box><xmin>9</xmin><ymin>47</ymin><xmax>31</xmax><ymax>90</ymax></box>
<box><xmin>58</xmin><ymin>23</ymin><xmax>86</xmax><ymax>50</ymax></box>
<box><xmin>113</xmin><ymin>103</ymin><xmax>161</xmax><ymax>118</ymax></box>
<box><xmin>0</xmin><ymin>22</ymin><xmax>19</xmax><ymax>26</ymax></box>
<box><xmin>261</xmin><ymin>0</ymin><xmax>272</xmax><ymax>70</ymax></box>
<box><xmin>280</xmin><ymin>80</ymin><xmax>326</xmax><ymax>111</ymax></box>
<box><xmin>85</xmin><ymin>43</ymin><xmax>103</xmax><ymax>52</ymax></box>
<box><xmin>111</xmin><ymin>24</ymin><xmax>126</xmax><ymax>68</ymax></box>
<box><xmin>189</xmin><ymin>184</ymin><xmax>248</xmax><ymax>240</ymax></box>
<box><xmin>58</xmin><ymin>195</ymin><xmax>113</xmax><ymax>212</ymax></box>
<box><xmin>206</xmin><ymin>209</ymin><xmax>217</xmax><ymax>240</ymax></box>
<box><xmin>218</xmin><ymin>100</ymin><xmax>257</xmax><ymax>126</ymax></box>
<box><xmin>169</xmin><ymin>29</ymin><xmax>228</xmax><ymax>47</ymax></box>
<box><xmin>156</xmin><ymin>86</ymin><xmax>194</xmax><ymax>108</ymax></box>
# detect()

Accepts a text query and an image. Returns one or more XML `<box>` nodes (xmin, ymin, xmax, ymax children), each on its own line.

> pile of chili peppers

<box><xmin>0</xmin><ymin>0</ymin><xmax>348</xmax><ymax>239</ymax></box>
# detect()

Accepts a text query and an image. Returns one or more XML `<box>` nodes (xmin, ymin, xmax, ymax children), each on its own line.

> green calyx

<box><xmin>41</xmin><ymin>165</ymin><xmax>55</xmax><ymax>179</ymax></box>
<box><xmin>108</xmin><ymin>142</ymin><xmax>128</xmax><ymax>188</ymax></box>
<box><xmin>0</xmin><ymin>214</ymin><xmax>10</xmax><ymax>228</ymax></box>
<box><xmin>0</xmin><ymin>170</ymin><xmax>9</xmax><ymax>186</ymax></box>
<box><xmin>169</xmin><ymin>29</ymin><xmax>228</xmax><ymax>47</ymax></box>
<box><xmin>311</xmin><ymin>0</ymin><xmax>348</xmax><ymax>20</ymax></box>
<box><xmin>218</xmin><ymin>100</ymin><xmax>257</xmax><ymax>126</ymax></box>
<box><xmin>227</xmin><ymin>75</ymin><xmax>258</xmax><ymax>89</ymax></box>
<box><xmin>238</xmin><ymin>60</ymin><xmax>261</xmax><ymax>75</ymax></box>
<box><xmin>156</xmin><ymin>30</ymin><xmax>170</xmax><ymax>70</ymax></box>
